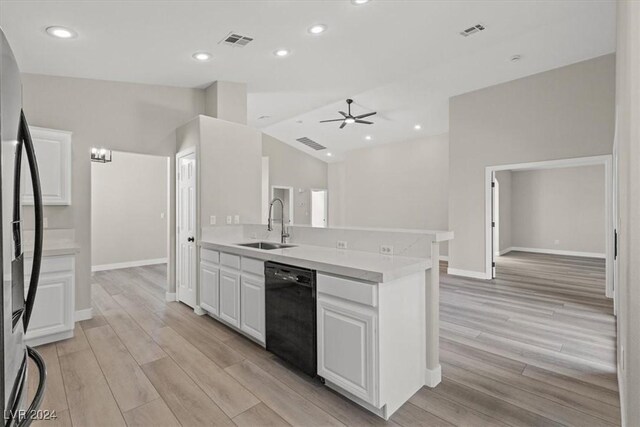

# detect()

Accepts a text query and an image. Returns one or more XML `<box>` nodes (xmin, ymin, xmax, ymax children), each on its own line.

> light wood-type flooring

<box><xmin>27</xmin><ymin>252</ymin><xmax>619</xmax><ymax>426</ymax></box>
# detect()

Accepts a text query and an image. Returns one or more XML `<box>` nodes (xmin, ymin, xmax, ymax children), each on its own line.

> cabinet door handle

<box><xmin>188</xmin><ymin>237</ymin><xmax>195</xmax><ymax>242</ymax></box>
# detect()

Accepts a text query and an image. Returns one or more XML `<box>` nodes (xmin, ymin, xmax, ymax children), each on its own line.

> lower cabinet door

<box><xmin>240</xmin><ymin>274</ymin><xmax>265</xmax><ymax>344</ymax></box>
<box><xmin>317</xmin><ymin>297</ymin><xmax>378</xmax><ymax>406</ymax></box>
<box><xmin>24</xmin><ymin>272</ymin><xmax>74</xmax><ymax>341</ymax></box>
<box><xmin>219</xmin><ymin>268</ymin><xmax>241</xmax><ymax>327</ymax></box>
<box><xmin>199</xmin><ymin>261</ymin><xmax>220</xmax><ymax>316</ymax></box>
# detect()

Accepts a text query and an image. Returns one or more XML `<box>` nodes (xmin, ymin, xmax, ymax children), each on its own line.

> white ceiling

<box><xmin>1</xmin><ymin>1</ymin><xmax>616</xmax><ymax>162</ymax></box>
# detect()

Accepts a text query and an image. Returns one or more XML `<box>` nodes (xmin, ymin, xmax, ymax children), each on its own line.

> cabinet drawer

<box><xmin>318</xmin><ymin>273</ymin><xmax>377</xmax><ymax>307</ymax></box>
<box><xmin>241</xmin><ymin>257</ymin><xmax>264</xmax><ymax>277</ymax></box>
<box><xmin>25</xmin><ymin>255</ymin><xmax>74</xmax><ymax>275</ymax></box>
<box><xmin>220</xmin><ymin>252</ymin><xmax>240</xmax><ymax>270</ymax></box>
<box><xmin>201</xmin><ymin>248</ymin><xmax>220</xmax><ymax>264</ymax></box>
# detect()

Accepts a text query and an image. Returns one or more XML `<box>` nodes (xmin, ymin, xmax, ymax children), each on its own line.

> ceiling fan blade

<box><xmin>339</xmin><ymin>111</ymin><xmax>348</xmax><ymax>117</ymax></box>
<box><xmin>340</xmin><ymin>122</ymin><xmax>347</xmax><ymax>129</ymax></box>
<box><xmin>355</xmin><ymin>120</ymin><xmax>373</xmax><ymax>125</ymax></box>
<box><xmin>320</xmin><ymin>118</ymin><xmax>345</xmax><ymax>123</ymax></box>
<box><xmin>354</xmin><ymin>112</ymin><xmax>377</xmax><ymax>119</ymax></box>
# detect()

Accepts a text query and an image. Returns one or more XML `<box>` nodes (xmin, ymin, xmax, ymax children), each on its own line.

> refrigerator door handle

<box><xmin>18</xmin><ymin>110</ymin><xmax>43</xmax><ymax>331</ymax></box>
<box><xmin>16</xmin><ymin>347</ymin><xmax>47</xmax><ymax>427</ymax></box>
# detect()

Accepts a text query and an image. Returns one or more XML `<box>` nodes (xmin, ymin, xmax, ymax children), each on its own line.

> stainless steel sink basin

<box><xmin>237</xmin><ymin>241</ymin><xmax>296</xmax><ymax>250</ymax></box>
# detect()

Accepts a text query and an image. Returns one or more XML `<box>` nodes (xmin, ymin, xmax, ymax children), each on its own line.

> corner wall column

<box><xmin>425</xmin><ymin>240</ymin><xmax>442</xmax><ymax>387</ymax></box>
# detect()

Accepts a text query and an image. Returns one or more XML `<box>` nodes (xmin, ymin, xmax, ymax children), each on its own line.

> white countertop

<box><xmin>200</xmin><ymin>238</ymin><xmax>431</xmax><ymax>283</ymax></box>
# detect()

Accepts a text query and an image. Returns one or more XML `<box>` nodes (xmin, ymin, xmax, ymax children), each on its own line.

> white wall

<box><xmin>91</xmin><ymin>151</ymin><xmax>168</xmax><ymax>268</ymax></box>
<box><xmin>449</xmin><ymin>54</ymin><xmax>615</xmax><ymax>275</ymax></box>
<box><xmin>614</xmin><ymin>2</ymin><xmax>640</xmax><ymax>425</ymax></box>
<box><xmin>22</xmin><ymin>74</ymin><xmax>205</xmax><ymax>310</ymax></box>
<box><xmin>262</xmin><ymin>133</ymin><xmax>328</xmax><ymax>226</ymax></box>
<box><xmin>328</xmin><ymin>133</ymin><xmax>449</xmax><ymax>254</ymax></box>
<box><xmin>509</xmin><ymin>166</ymin><xmax>605</xmax><ymax>256</ymax></box>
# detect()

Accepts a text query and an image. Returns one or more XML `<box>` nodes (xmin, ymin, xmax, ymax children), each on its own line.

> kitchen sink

<box><xmin>237</xmin><ymin>241</ymin><xmax>296</xmax><ymax>250</ymax></box>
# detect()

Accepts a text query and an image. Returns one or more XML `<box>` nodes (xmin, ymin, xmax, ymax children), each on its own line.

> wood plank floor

<box><xmin>27</xmin><ymin>252</ymin><xmax>620</xmax><ymax>426</ymax></box>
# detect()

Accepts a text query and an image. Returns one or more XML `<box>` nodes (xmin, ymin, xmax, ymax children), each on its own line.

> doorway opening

<box><xmin>270</xmin><ymin>185</ymin><xmax>294</xmax><ymax>225</ymax></box>
<box><xmin>311</xmin><ymin>189</ymin><xmax>328</xmax><ymax>228</ymax></box>
<box><xmin>91</xmin><ymin>150</ymin><xmax>170</xmax><ymax>297</ymax></box>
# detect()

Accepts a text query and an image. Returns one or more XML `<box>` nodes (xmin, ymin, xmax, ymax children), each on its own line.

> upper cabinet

<box><xmin>22</xmin><ymin>126</ymin><xmax>72</xmax><ymax>206</ymax></box>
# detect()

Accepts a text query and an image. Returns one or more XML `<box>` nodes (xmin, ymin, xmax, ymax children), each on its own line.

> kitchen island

<box><xmin>196</xmin><ymin>226</ymin><xmax>451</xmax><ymax>420</ymax></box>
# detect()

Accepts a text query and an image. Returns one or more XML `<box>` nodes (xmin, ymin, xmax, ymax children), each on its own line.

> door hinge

<box><xmin>492</xmin><ymin>261</ymin><xmax>496</xmax><ymax>267</ymax></box>
<box><xmin>492</xmin><ymin>221</ymin><xmax>496</xmax><ymax>227</ymax></box>
<box><xmin>491</xmin><ymin>181</ymin><xmax>495</xmax><ymax>188</ymax></box>
<box><xmin>614</xmin><ymin>229</ymin><xmax>618</xmax><ymax>260</ymax></box>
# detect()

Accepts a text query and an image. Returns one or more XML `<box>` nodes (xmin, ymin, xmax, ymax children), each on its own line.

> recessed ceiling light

<box><xmin>327</xmin><ymin>152</ymin><xmax>333</xmax><ymax>157</ymax></box>
<box><xmin>192</xmin><ymin>52</ymin><xmax>212</xmax><ymax>62</ymax></box>
<box><xmin>308</xmin><ymin>24</ymin><xmax>327</xmax><ymax>35</ymax></box>
<box><xmin>46</xmin><ymin>26</ymin><xmax>77</xmax><ymax>39</ymax></box>
<box><xmin>365</xmin><ymin>135</ymin><xmax>372</xmax><ymax>140</ymax></box>
<box><xmin>351</xmin><ymin>0</ymin><xmax>370</xmax><ymax>4</ymax></box>
<box><xmin>274</xmin><ymin>49</ymin><xmax>290</xmax><ymax>57</ymax></box>
<box><xmin>414</xmin><ymin>124</ymin><xmax>422</xmax><ymax>130</ymax></box>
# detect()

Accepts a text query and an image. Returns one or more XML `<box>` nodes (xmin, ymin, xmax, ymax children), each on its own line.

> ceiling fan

<box><xmin>320</xmin><ymin>99</ymin><xmax>376</xmax><ymax>129</ymax></box>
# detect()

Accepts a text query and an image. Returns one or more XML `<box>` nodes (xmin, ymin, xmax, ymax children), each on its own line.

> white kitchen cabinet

<box><xmin>22</xmin><ymin>127</ymin><xmax>72</xmax><ymax>206</ymax></box>
<box><xmin>240</xmin><ymin>274</ymin><xmax>265</xmax><ymax>343</ymax></box>
<box><xmin>24</xmin><ymin>254</ymin><xmax>75</xmax><ymax>346</ymax></box>
<box><xmin>318</xmin><ymin>296</ymin><xmax>378</xmax><ymax>406</ymax></box>
<box><xmin>219</xmin><ymin>267</ymin><xmax>241</xmax><ymax>327</ymax></box>
<box><xmin>199</xmin><ymin>260</ymin><xmax>220</xmax><ymax>316</ymax></box>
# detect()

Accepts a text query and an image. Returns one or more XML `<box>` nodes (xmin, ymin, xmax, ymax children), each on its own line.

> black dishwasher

<box><xmin>265</xmin><ymin>262</ymin><xmax>317</xmax><ymax>377</ymax></box>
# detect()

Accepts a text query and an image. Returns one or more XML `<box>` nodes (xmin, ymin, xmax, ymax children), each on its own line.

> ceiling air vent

<box><xmin>459</xmin><ymin>24</ymin><xmax>486</xmax><ymax>37</ymax></box>
<box><xmin>220</xmin><ymin>32</ymin><xmax>254</xmax><ymax>47</ymax></box>
<box><xmin>296</xmin><ymin>137</ymin><xmax>326</xmax><ymax>151</ymax></box>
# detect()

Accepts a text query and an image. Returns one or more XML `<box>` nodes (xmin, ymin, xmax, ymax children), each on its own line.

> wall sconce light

<box><xmin>91</xmin><ymin>147</ymin><xmax>112</xmax><ymax>163</ymax></box>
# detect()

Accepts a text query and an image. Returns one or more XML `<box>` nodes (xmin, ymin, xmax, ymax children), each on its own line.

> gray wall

<box><xmin>328</xmin><ymin>133</ymin><xmax>449</xmax><ymax>255</ymax></box>
<box><xmin>91</xmin><ymin>151</ymin><xmax>168</xmax><ymax>267</ymax></box>
<box><xmin>22</xmin><ymin>73</ymin><xmax>205</xmax><ymax>310</ymax></box>
<box><xmin>449</xmin><ymin>54</ymin><xmax>615</xmax><ymax>274</ymax></box>
<box><xmin>510</xmin><ymin>166</ymin><xmax>605</xmax><ymax>255</ymax></box>
<box><xmin>262</xmin><ymin>134</ymin><xmax>328</xmax><ymax>226</ymax></box>
<box><xmin>614</xmin><ymin>2</ymin><xmax>640</xmax><ymax>424</ymax></box>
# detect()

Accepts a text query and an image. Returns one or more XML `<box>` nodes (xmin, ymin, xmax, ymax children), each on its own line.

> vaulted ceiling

<box><xmin>1</xmin><ymin>1</ymin><xmax>616</xmax><ymax>161</ymax></box>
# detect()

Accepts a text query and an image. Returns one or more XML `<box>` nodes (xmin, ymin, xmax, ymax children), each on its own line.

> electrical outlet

<box><xmin>43</xmin><ymin>217</ymin><xmax>48</xmax><ymax>228</ymax></box>
<box><xmin>160</xmin><ymin>212</ymin><xmax>165</xmax><ymax>219</ymax></box>
<box><xmin>337</xmin><ymin>240</ymin><xmax>348</xmax><ymax>249</ymax></box>
<box><xmin>226</xmin><ymin>215</ymin><xmax>232</xmax><ymax>225</ymax></box>
<box><xmin>380</xmin><ymin>245</ymin><xmax>394</xmax><ymax>255</ymax></box>
<box><xmin>210</xmin><ymin>215</ymin><xmax>216</xmax><ymax>225</ymax></box>
<box><xmin>234</xmin><ymin>215</ymin><xmax>240</xmax><ymax>224</ymax></box>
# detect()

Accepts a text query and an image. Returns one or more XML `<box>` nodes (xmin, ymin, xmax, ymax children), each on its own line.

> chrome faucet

<box><xmin>267</xmin><ymin>198</ymin><xmax>290</xmax><ymax>244</ymax></box>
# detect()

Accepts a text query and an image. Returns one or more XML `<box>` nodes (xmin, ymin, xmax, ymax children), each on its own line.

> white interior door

<box><xmin>177</xmin><ymin>152</ymin><xmax>197</xmax><ymax>307</ymax></box>
<box><xmin>311</xmin><ymin>189</ymin><xmax>328</xmax><ymax>228</ymax></box>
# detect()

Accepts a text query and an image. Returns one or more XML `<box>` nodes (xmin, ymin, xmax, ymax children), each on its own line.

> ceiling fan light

<box><xmin>345</xmin><ymin>118</ymin><xmax>356</xmax><ymax>124</ymax></box>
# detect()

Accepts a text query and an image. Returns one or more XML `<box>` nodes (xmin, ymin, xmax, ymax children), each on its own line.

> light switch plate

<box><xmin>226</xmin><ymin>215</ymin><xmax>232</xmax><ymax>225</ymax></box>
<box><xmin>43</xmin><ymin>217</ymin><xmax>48</xmax><ymax>228</ymax></box>
<box><xmin>234</xmin><ymin>215</ymin><xmax>240</xmax><ymax>224</ymax></box>
<box><xmin>380</xmin><ymin>245</ymin><xmax>393</xmax><ymax>255</ymax></box>
<box><xmin>337</xmin><ymin>240</ymin><xmax>348</xmax><ymax>249</ymax></box>
<box><xmin>210</xmin><ymin>215</ymin><xmax>216</xmax><ymax>225</ymax></box>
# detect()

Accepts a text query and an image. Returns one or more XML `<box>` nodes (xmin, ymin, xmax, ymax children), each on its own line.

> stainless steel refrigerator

<box><xmin>0</xmin><ymin>28</ymin><xmax>46</xmax><ymax>426</ymax></box>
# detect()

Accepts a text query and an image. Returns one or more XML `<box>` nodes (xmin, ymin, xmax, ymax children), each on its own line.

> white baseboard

<box><xmin>194</xmin><ymin>306</ymin><xmax>206</xmax><ymax>316</ymax></box>
<box><xmin>495</xmin><ymin>247</ymin><xmax>513</xmax><ymax>256</ymax></box>
<box><xmin>75</xmin><ymin>308</ymin><xmax>93</xmax><ymax>322</ymax></box>
<box><xmin>92</xmin><ymin>258</ymin><xmax>167</xmax><ymax>272</ymax></box>
<box><xmin>509</xmin><ymin>247</ymin><xmax>605</xmax><ymax>259</ymax></box>
<box><xmin>25</xmin><ymin>330</ymin><xmax>74</xmax><ymax>347</ymax></box>
<box><xmin>439</xmin><ymin>255</ymin><xmax>449</xmax><ymax>261</ymax></box>
<box><xmin>447</xmin><ymin>268</ymin><xmax>490</xmax><ymax>280</ymax></box>
<box><xmin>425</xmin><ymin>365</ymin><xmax>442</xmax><ymax>387</ymax></box>
<box><xmin>165</xmin><ymin>292</ymin><xmax>176</xmax><ymax>302</ymax></box>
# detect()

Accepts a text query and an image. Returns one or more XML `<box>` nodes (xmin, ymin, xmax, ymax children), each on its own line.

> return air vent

<box><xmin>220</xmin><ymin>32</ymin><xmax>254</xmax><ymax>47</ymax></box>
<box><xmin>459</xmin><ymin>23</ymin><xmax>486</xmax><ymax>37</ymax></box>
<box><xmin>296</xmin><ymin>137</ymin><xmax>326</xmax><ymax>151</ymax></box>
